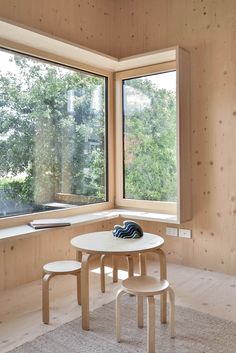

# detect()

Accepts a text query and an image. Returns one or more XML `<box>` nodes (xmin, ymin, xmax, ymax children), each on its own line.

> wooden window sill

<box><xmin>0</xmin><ymin>209</ymin><xmax>177</xmax><ymax>241</ymax></box>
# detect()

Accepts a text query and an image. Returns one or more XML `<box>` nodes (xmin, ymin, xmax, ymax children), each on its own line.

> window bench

<box><xmin>0</xmin><ymin>209</ymin><xmax>177</xmax><ymax>241</ymax></box>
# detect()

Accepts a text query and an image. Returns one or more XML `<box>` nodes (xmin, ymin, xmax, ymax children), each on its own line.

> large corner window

<box><xmin>123</xmin><ymin>71</ymin><xmax>177</xmax><ymax>202</ymax></box>
<box><xmin>115</xmin><ymin>62</ymin><xmax>179</xmax><ymax>215</ymax></box>
<box><xmin>115</xmin><ymin>50</ymin><xmax>191</xmax><ymax>223</ymax></box>
<box><xmin>0</xmin><ymin>48</ymin><xmax>108</xmax><ymax>218</ymax></box>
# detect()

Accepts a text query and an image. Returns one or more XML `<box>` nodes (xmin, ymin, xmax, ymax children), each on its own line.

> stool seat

<box><xmin>43</xmin><ymin>260</ymin><xmax>81</xmax><ymax>275</ymax></box>
<box><xmin>122</xmin><ymin>276</ymin><xmax>169</xmax><ymax>296</ymax></box>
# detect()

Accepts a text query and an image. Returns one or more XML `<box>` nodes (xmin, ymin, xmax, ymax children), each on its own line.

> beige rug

<box><xmin>8</xmin><ymin>295</ymin><xmax>236</xmax><ymax>353</ymax></box>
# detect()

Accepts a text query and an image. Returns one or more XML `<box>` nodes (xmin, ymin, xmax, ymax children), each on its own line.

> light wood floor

<box><xmin>0</xmin><ymin>259</ymin><xmax>236</xmax><ymax>353</ymax></box>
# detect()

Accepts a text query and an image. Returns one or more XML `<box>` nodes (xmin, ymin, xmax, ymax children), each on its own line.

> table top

<box><xmin>70</xmin><ymin>231</ymin><xmax>164</xmax><ymax>255</ymax></box>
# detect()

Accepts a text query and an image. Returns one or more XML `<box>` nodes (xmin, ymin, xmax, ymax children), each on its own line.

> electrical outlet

<box><xmin>179</xmin><ymin>228</ymin><xmax>192</xmax><ymax>238</ymax></box>
<box><xmin>166</xmin><ymin>227</ymin><xmax>178</xmax><ymax>236</ymax></box>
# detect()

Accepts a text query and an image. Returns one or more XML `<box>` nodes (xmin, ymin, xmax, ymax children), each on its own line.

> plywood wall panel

<box><xmin>113</xmin><ymin>0</ymin><xmax>168</xmax><ymax>58</ymax></box>
<box><xmin>112</xmin><ymin>0</ymin><xmax>236</xmax><ymax>275</ymax></box>
<box><xmin>0</xmin><ymin>219</ymin><xmax>117</xmax><ymax>291</ymax></box>
<box><xmin>0</xmin><ymin>0</ymin><xmax>236</xmax><ymax>275</ymax></box>
<box><xmin>0</xmin><ymin>0</ymin><xmax>115</xmax><ymax>56</ymax></box>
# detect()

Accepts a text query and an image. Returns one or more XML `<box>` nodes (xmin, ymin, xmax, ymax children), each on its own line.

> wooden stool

<box><xmin>42</xmin><ymin>260</ymin><xmax>81</xmax><ymax>324</ymax></box>
<box><xmin>116</xmin><ymin>275</ymin><xmax>175</xmax><ymax>353</ymax></box>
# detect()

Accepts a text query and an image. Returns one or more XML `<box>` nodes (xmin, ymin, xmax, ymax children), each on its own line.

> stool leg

<box><xmin>126</xmin><ymin>255</ymin><xmax>134</xmax><ymax>278</ymax></box>
<box><xmin>112</xmin><ymin>256</ymin><xmax>118</xmax><ymax>283</ymax></box>
<box><xmin>77</xmin><ymin>271</ymin><xmax>81</xmax><ymax>305</ymax></box>
<box><xmin>168</xmin><ymin>286</ymin><xmax>175</xmax><ymax>338</ymax></box>
<box><xmin>116</xmin><ymin>289</ymin><xmax>124</xmax><ymax>343</ymax></box>
<box><xmin>42</xmin><ymin>273</ymin><xmax>53</xmax><ymax>324</ymax></box>
<box><xmin>147</xmin><ymin>296</ymin><xmax>155</xmax><ymax>353</ymax></box>
<box><xmin>81</xmin><ymin>253</ymin><xmax>95</xmax><ymax>330</ymax></box>
<box><xmin>100</xmin><ymin>254</ymin><xmax>106</xmax><ymax>293</ymax></box>
<box><xmin>137</xmin><ymin>296</ymin><xmax>144</xmax><ymax>328</ymax></box>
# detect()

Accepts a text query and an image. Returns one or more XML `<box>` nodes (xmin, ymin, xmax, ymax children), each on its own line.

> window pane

<box><xmin>123</xmin><ymin>71</ymin><xmax>177</xmax><ymax>202</ymax></box>
<box><xmin>0</xmin><ymin>49</ymin><xmax>107</xmax><ymax>218</ymax></box>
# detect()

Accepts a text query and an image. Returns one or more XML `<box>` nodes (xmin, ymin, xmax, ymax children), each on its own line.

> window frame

<box><xmin>0</xmin><ymin>20</ymin><xmax>191</xmax><ymax>226</ymax></box>
<box><xmin>115</xmin><ymin>54</ymin><xmax>191</xmax><ymax>224</ymax></box>
<box><xmin>115</xmin><ymin>62</ymin><xmax>177</xmax><ymax>215</ymax></box>
<box><xmin>0</xmin><ymin>43</ymin><xmax>115</xmax><ymax>229</ymax></box>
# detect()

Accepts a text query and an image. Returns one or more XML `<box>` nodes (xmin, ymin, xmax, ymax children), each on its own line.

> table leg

<box><xmin>126</xmin><ymin>255</ymin><xmax>134</xmax><ymax>278</ymax></box>
<box><xmin>112</xmin><ymin>256</ymin><xmax>118</xmax><ymax>283</ymax></box>
<box><xmin>155</xmin><ymin>248</ymin><xmax>167</xmax><ymax>324</ymax></box>
<box><xmin>100</xmin><ymin>254</ymin><xmax>106</xmax><ymax>293</ymax></box>
<box><xmin>139</xmin><ymin>253</ymin><xmax>147</xmax><ymax>275</ymax></box>
<box><xmin>81</xmin><ymin>253</ymin><xmax>94</xmax><ymax>330</ymax></box>
<box><xmin>137</xmin><ymin>253</ymin><xmax>146</xmax><ymax>328</ymax></box>
<box><xmin>76</xmin><ymin>250</ymin><xmax>82</xmax><ymax>262</ymax></box>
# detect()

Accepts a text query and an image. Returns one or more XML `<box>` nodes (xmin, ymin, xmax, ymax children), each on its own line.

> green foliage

<box><xmin>0</xmin><ymin>51</ymin><xmax>106</xmax><ymax>214</ymax></box>
<box><xmin>3</xmin><ymin>174</ymin><xmax>34</xmax><ymax>205</ymax></box>
<box><xmin>0</xmin><ymin>49</ymin><xmax>176</xmax><ymax>217</ymax></box>
<box><xmin>124</xmin><ymin>77</ymin><xmax>177</xmax><ymax>202</ymax></box>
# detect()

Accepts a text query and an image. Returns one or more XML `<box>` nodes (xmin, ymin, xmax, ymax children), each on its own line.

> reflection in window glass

<box><xmin>0</xmin><ymin>49</ymin><xmax>107</xmax><ymax>218</ymax></box>
<box><xmin>123</xmin><ymin>71</ymin><xmax>177</xmax><ymax>202</ymax></box>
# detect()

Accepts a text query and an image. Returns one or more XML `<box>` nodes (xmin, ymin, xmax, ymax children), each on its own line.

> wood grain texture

<box><xmin>117</xmin><ymin>276</ymin><xmax>175</xmax><ymax>351</ymax></box>
<box><xmin>0</xmin><ymin>0</ymin><xmax>236</xmax><ymax>275</ymax></box>
<box><xmin>0</xmin><ymin>0</ymin><xmax>115</xmax><ymax>56</ymax></box>
<box><xmin>0</xmin><ymin>219</ymin><xmax>117</xmax><ymax>291</ymax></box>
<box><xmin>71</xmin><ymin>231</ymin><xmax>164</xmax><ymax>254</ymax></box>
<box><xmin>177</xmin><ymin>48</ymin><xmax>192</xmax><ymax>223</ymax></box>
<box><xmin>114</xmin><ymin>0</ymin><xmax>236</xmax><ymax>275</ymax></box>
<box><xmin>1</xmin><ymin>261</ymin><xmax>236</xmax><ymax>353</ymax></box>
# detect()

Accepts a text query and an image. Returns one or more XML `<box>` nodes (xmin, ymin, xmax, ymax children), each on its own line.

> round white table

<box><xmin>71</xmin><ymin>231</ymin><xmax>167</xmax><ymax>330</ymax></box>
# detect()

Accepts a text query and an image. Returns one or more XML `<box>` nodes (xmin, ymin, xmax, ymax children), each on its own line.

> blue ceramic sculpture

<box><xmin>112</xmin><ymin>220</ymin><xmax>143</xmax><ymax>239</ymax></box>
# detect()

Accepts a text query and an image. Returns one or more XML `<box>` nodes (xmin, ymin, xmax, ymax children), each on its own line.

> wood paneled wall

<box><xmin>0</xmin><ymin>220</ymin><xmax>117</xmax><ymax>291</ymax></box>
<box><xmin>114</xmin><ymin>0</ymin><xmax>236</xmax><ymax>275</ymax></box>
<box><xmin>0</xmin><ymin>0</ymin><xmax>115</xmax><ymax>56</ymax></box>
<box><xmin>0</xmin><ymin>1</ymin><xmax>236</xmax><ymax>276</ymax></box>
